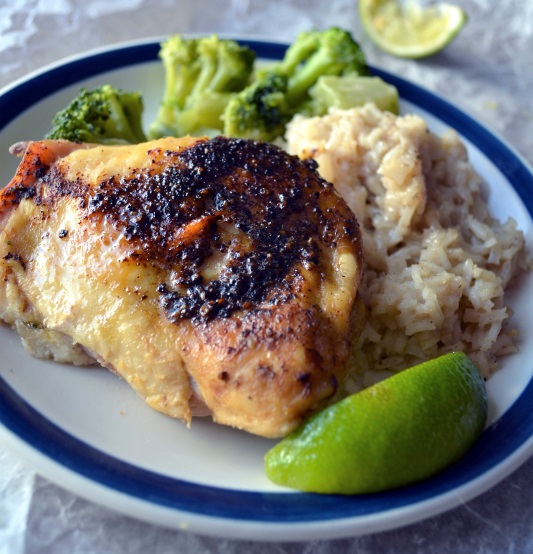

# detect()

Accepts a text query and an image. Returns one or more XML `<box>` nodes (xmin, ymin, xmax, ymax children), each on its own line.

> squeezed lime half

<box><xmin>359</xmin><ymin>0</ymin><xmax>467</xmax><ymax>59</ymax></box>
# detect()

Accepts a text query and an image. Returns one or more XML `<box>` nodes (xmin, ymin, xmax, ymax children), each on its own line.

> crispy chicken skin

<box><xmin>0</xmin><ymin>136</ymin><xmax>363</xmax><ymax>437</ymax></box>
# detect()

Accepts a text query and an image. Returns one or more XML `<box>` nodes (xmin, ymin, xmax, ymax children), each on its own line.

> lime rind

<box><xmin>265</xmin><ymin>352</ymin><xmax>488</xmax><ymax>495</ymax></box>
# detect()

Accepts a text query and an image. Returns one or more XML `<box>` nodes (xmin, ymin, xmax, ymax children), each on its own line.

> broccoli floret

<box><xmin>149</xmin><ymin>34</ymin><xmax>256</xmax><ymax>138</ymax></box>
<box><xmin>279</xmin><ymin>27</ymin><xmax>369</xmax><ymax>107</ymax></box>
<box><xmin>222</xmin><ymin>73</ymin><xmax>293</xmax><ymax>142</ymax></box>
<box><xmin>46</xmin><ymin>84</ymin><xmax>147</xmax><ymax>145</ymax></box>
<box><xmin>220</xmin><ymin>27</ymin><xmax>368</xmax><ymax>142</ymax></box>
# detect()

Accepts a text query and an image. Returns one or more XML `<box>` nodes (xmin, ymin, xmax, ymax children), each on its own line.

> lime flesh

<box><xmin>265</xmin><ymin>352</ymin><xmax>488</xmax><ymax>494</ymax></box>
<box><xmin>359</xmin><ymin>0</ymin><xmax>467</xmax><ymax>59</ymax></box>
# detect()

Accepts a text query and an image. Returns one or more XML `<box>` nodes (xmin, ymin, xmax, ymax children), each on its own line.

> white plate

<box><xmin>0</xmin><ymin>38</ymin><xmax>532</xmax><ymax>542</ymax></box>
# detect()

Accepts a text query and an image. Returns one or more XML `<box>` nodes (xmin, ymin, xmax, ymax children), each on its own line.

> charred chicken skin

<box><xmin>0</xmin><ymin>136</ymin><xmax>363</xmax><ymax>437</ymax></box>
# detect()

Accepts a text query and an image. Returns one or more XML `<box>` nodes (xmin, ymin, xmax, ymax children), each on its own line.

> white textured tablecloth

<box><xmin>0</xmin><ymin>1</ymin><xmax>532</xmax><ymax>552</ymax></box>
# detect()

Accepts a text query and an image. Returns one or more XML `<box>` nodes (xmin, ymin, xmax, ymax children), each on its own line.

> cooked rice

<box><xmin>285</xmin><ymin>103</ymin><xmax>530</xmax><ymax>393</ymax></box>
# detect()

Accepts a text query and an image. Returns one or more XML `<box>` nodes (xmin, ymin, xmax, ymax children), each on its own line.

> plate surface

<box><xmin>0</xmin><ymin>38</ymin><xmax>532</xmax><ymax>541</ymax></box>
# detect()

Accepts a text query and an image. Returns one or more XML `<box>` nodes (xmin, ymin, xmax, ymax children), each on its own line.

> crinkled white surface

<box><xmin>0</xmin><ymin>451</ymin><xmax>34</xmax><ymax>554</ymax></box>
<box><xmin>0</xmin><ymin>1</ymin><xmax>532</xmax><ymax>552</ymax></box>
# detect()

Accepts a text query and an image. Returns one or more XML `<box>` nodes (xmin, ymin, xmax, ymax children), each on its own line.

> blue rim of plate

<box><xmin>0</xmin><ymin>39</ymin><xmax>532</xmax><ymax>527</ymax></box>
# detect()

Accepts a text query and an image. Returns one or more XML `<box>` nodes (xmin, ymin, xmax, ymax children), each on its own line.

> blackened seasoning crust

<box><xmin>11</xmin><ymin>137</ymin><xmax>360</xmax><ymax>323</ymax></box>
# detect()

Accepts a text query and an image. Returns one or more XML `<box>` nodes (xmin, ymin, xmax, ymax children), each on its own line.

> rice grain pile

<box><xmin>286</xmin><ymin>103</ymin><xmax>530</xmax><ymax>391</ymax></box>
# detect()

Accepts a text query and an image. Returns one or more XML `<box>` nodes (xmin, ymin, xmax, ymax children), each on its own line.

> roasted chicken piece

<box><xmin>0</xmin><ymin>136</ymin><xmax>363</xmax><ymax>437</ymax></box>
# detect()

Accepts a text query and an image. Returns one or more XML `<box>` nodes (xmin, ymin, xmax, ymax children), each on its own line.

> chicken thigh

<box><xmin>0</xmin><ymin>136</ymin><xmax>363</xmax><ymax>437</ymax></box>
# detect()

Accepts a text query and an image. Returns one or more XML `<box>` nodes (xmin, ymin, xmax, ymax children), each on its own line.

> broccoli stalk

<box><xmin>46</xmin><ymin>84</ymin><xmax>147</xmax><ymax>145</ymax></box>
<box><xmin>149</xmin><ymin>34</ymin><xmax>256</xmax><ymax>139</ymax></box>
<box><xmin>221</xmin><ymin>27</ymin><xmax>369</xmax><ymax>141</ymax></box>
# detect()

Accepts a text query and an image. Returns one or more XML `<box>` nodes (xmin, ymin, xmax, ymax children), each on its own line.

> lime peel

<box><xmin>265</xmin><ymin>352</ymin><xmax>488</xmax><ymax>495</ymax></box>
<box><xmin>359</xmin><ymin>0</ymin><xmax>467</xmax><ymax>59</ymax></box>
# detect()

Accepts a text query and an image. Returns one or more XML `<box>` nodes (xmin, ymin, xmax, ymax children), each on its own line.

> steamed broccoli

<box><xmin>149</xmin><ymin>34</ymin><xmax>256</xmax><ymax>138</ymax></box>
<box><xmin>46</xmin><ymin>84</ymin><xmax>147</xmax><ymax>144</ymax></box>
<box><xmin>222</xmin><ymin>73</ymin><xmax>293</xmax><ymax>142</ymax></box>
<box><xmin>278</xmin><ymin>27</ymin><xmax>369</xmax><ymax>107</ymax></box>
<box><xmin>221</xmin><ymin>27</ymin><xmax>369</xmax><ymax>141</ymax></box>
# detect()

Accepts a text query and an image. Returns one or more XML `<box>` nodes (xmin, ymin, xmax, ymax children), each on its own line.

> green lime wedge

<box><xmin>359</xmin><ymin>0</ymin><xmax>467</xmax><ymax>59</ymax></box>
<box><xmin>265</xmin><ymin>351</ymin><xmax>488</xmax><ymax>494</ymax></box>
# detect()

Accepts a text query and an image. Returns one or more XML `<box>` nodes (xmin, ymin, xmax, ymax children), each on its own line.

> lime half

<box><xmin>359</xmin><ymin>0</ymin><xmax>467</xmax><ymax>58</ymax></box>
<box><xmin>265</xmin><ymin>352</ymin><xmax>488</xmax><ymax>494</ymax></box>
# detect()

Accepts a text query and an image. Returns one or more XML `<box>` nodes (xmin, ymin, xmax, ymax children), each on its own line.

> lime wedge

<box><xmin>265</xmin><ymin>352</ymin><xmax>487</xmax><ymax>494</ymax></box>
<box><xmin>359</xmin><ymin>0</ymin><xmax>467</xmax><ymax>58</ymax></box>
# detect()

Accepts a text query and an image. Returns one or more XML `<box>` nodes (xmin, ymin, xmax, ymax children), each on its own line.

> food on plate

<box><xmin>359</xmin><ymin>0</ymin><xmax>467</xmax><ymax>59</ymax></box>
<box><xmin>149</xmin><ymin>35</ymin><xmax>256</xmax><ymax>140</ymax></box>
<box><xmin>222</xmin><ymin>27</ymin><xmax>369</xmax><ymax>142</ymax></box>
<box><xmin>146</xmin><ymin>29</ymin><xmax>373</xmax><ymax>143</ymax></box>
<box><xmin>287</xmin><ymin>103</ymin><xmax>529</xmax><ymax>387</ymax></box>
<box><xmin>46</xmin><ymin>84</ymin><xmax>147</xmax><ymax>145</ymax></box>
<box><xmin>4</xmin><ymin>29</ymin><xmax>529</xmax><ymax>493</ymax></box>
<box><xmin>0</xmin><ymin>135</ymin><xmax>364</xmax><ymax>438</ymax></box>
<box><xmin>45</xmin><ymin>30</ymin><xmax>397</xmax><ymax>148</ymax></box>
<box><xmin>265</xmin><ymin>351</ymin><xmax>488</xmax><ymax>494</ymax></box>
<box><xmin>267</xmin><ymin>27</ymin><xmax>368</xmax><ymax>107</ymax></box>
<box><xmin>222</xmin><ymin>72</ymin><xmax>294</xmax><ymax>143</ymax></box>
<box><xmin>307</xmin><ymin>75</ymin><xmax>399</xmax><ymax>115</ymax></box>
